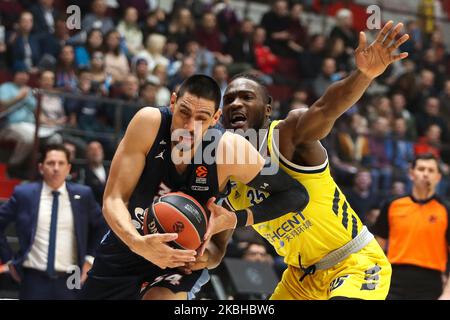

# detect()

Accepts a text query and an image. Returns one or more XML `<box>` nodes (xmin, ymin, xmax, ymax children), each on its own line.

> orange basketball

<box><xmin>143</xmin><ymin>192</ymin><xmax>209</xmax><ymax>250</ymax></box>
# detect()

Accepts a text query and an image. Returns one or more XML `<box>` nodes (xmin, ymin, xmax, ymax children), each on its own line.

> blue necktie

<box><xmin>47</xmin><ymin>190</ymin><xmax>60</xmax><ymax>277</ymax></box>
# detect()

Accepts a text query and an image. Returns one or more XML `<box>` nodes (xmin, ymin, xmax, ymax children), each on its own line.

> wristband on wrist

<box><xmin>235</xmin><ymin>209</ymin><xmax>249</xmax><ymax>228</ymax></box>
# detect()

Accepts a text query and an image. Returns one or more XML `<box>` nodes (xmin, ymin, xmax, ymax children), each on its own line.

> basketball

<box><xmin>143</xmin><ymin>192</ymin><xmax>209</xmax><ymax>250</ymax></box>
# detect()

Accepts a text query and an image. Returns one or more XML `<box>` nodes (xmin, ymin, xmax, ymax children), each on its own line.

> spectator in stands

<box><xmin>0</xmin><ymin>19</ymin><xmax>6</xmax><ymax>69</ymax></box>
<box><xmin>163</xmin><ymin>37</ymin><xmax>182</xmax><ymax>78</ymax></box>
<box><xmin>55</xmin><ymin>45</ymin><xmax>78</xmax><ymax>92</ymax></box>
<box><xmin>392</xmin><ymin>117</ymin><xmax>415</xmax><ymax>183</ymax></box>
<box><xmin>391</xmin><ymin>92</ymin><xmax>417</xmax><ymax>140</ymax></box>
<box><xmin>286</xmin><ymin>2</ymin><xmax>308</xmax><ymax>54</ymax></box>
<box><xmin>10</xmin><ymin>11</ymin><xmax>42</xmax><ymax>73</ymax></box>
<box><xmin>325</xmin><ymin>36</ymin><xmax>351</xmax><ymax>74</ymax></box>
<box><xmin>167</xmin><ymin>7</ymin><xmax>195</xmax><ymax>53</ymax></box>
<box><xmin>0</xmin><ymin>0</ymin><xmax>24</xmax><ymax>32</ymax></box>
<box><xmin>119</xmin><ymin>0</ymin><xmax>154</xmax><ymax>21</ymax></box>
<box><xmin>87</xmin><ymin>51</ymin><xmax>110</xmax><ymax>96</ymax></box>
<box><xmin>298</xmin><ymin>34</ymin><xmax>326</xmax><ymax>82</ymax></box>
<box><xmin>38</xmin><ymin>70</ymin><xmax>67</xmax><ymax>137</ymax></box>
<box><xmin>139</xmin><ymin>81</ymin><xmax>158</xmax><ymax>107</ymax></box>
<box><xmin>117</xmin><ymin>6</ymin><xmax>143</xmax><ymax>57</ymax></box>
<box><xmin>329</xmin><ymin>8</ymin><xmax>358</xmax><ymax>54</ymax></box>
<box><xmin>411</xmin><ymin>69</ymin><xmax>439</xmax><ymax>114</ymax></box>
<box><xmin>135</xmin><ymin>33</ymin><xmax>169</xmax><ymax>75</ymax></box>
<box><xmin>30</xmin><ymin>0</ymin><xmax>59</xmax><ymax>36</ymax></box>
<box><xmin>313</xmin><ymin>58</ymin><xmax>341</xmax><ymax>98</ymax></box>
<box><xmin>82</xmin><ymin>141</ymin><xmax>109</xmax><ymax>206</ymax></box>
<box><xmin>151</xmin><ymin>64</ymin><xmax>171</xmax><ymax>106</ymax></box>
<box><xmin>0</xmin><ymin>69</ymin><xmax>37</xmax><ymax>172</ymax></box>
<box><xmin>42</xmin><ymin>16</ymin><xmax>71</xmax><ymax>59</ymax></box>
<box><xmin>253</xmin><ymin>26</ymin><xmax>279</xmax><ymax>76</ymax></box>
<box><xmin>416</xmin><ymin>97</ymin><xmax>449</xmax><ymax>142</ymax></box>
<box><xmin>346</xmin><ymin>168</ymin><xmax>379</xmax><ymax>224</ymax></box>
<box><xmin>374</xmin><ymin>153</ymin><xmax>450</xmax><ymax>300</ymax></box>
<box><xmin>81</xmin><ymin>0</ymin><xmax>115</xmax><ymax>35</ymax></box>
<box><xmin>171</xmin><ymin>0</ymin><xmax>205</xmax><ymax>22</ymax></box>
<box><xmin>213</xmin><ymin>0</ymin><xmax>240</xmax><ymax>40</ymax></box>
<box><xmin>63</xmin><ymin>141</ymin><xmax>81</xmax><ymax>183</ymax></box>
<box><xmin>400</xmin><ymin>20</ymin><xmax>423</xmax><ymax>62</ymax></box>
<box><xmin>441</xmin><ymin>79</ymin><xmax>450</xmax><ymax>128</ymax></box>
<box><xmin>66</xmin><ymin>70</ymin><xmax>102</xmax><ymax>133</ymax></box>
<box><xmin>225</xmin><ymin>18</ymin><xmax>256</xmax><ymax>73</ymax></box>
<box><xmin>414</xmin><ymin>124</ymin><xmax>442</xmax><ymax>159</ymax></box>
<box><xmin>331</xmin><ymin>113</ymin><xmax>370</xmax><ymax>183</ymax></box>
<box><xmin>133</xmin><ymin>58</ymin><xmax>150</xmax><ymax>87</ymax></box>
<box><xmin>116</xmin><ymin>74</ymin><xmax>141</xmax><ymax>130</ymax></box>
<box><xmin>168</xmin><ymin>56</ymin><xmax>196</xmax><ymax>91</ymax></box>
<box><xmin>368</xmin><ymin>117</ymin><xmax>394</xmax><ymax>195</ymax></box>
<box><xmin>241</xmin><ymin>241</ymin><xmax>274</xmax><ymax>266</ymax></box>
<box><xmin>0</xmin><ymin>144</ymin><xmax>106</xmax><ymax>299</ymax></box>
<box><xmin>260</xmin><ymin>0</ymin><xmax>292</xmax><ymax>57</ymax></box>
<box><xmin>212</xmin><ymin>63</ymin><xmax>228</xmax><ymax>100</ymax></box>
<box><xmin>103</xmin><ymin>30</ymin><xmax>130</xmax><ymax>83</ymax></box>
<box><xmin>75</xmin><ymin>28</ymin><xmax>103</xmax><ymax>70</ymax></box>
<box><xmin>195</xmin><ymin>12</ymin><xmax>224</xmax><ymax>54</ymax></box>
<box><xmin>391</xmin><ymin>180</ymin><xmax>407</xmax><ymax>197</ymax></box>
<box><xmin>185</xmin><ymin>40</ymin><xmax>215</xmax><ymax>76</ymax></box>
<box><xmin>142</xmin><ymin>9</ymin><xmax>168</xmax><ymax>41</ymax></box>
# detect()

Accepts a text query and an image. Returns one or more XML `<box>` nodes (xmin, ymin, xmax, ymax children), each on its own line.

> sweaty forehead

<box><xmin>225</xmin><ymin>78</ymin><xmax>261</xmax><ymax>96</ymax></box>
<box><xmin>178</xmin><ymin>92</ymin><xmax>215</xmax><ymax>114</ymax></box>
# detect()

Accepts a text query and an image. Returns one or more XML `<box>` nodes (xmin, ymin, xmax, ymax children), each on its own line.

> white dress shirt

<box><xmin>23</xmin><ymin>182</ymin><xmax>78</xmax><ymax>272</ymax></box>
<box><xmin>92</xmin><ymin>165</ymin><xmax>106</xmax><ymax>184</ymax></box>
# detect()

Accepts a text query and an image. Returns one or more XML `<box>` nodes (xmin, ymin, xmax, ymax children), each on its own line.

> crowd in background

<box><xmin>1</xmin><ymin>0</ymin><xmax>450</xmax><ymax>298</ymax></box>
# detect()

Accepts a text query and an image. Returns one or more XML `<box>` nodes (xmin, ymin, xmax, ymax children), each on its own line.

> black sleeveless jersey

<box><xmin>128</xmin><ymin>107</ymin><xmax>227</xmax><ymax>235</ymax></box>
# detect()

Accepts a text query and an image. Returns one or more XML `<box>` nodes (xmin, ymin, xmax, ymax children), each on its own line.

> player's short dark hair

<box><xmin>411</xmin><ymin>153</ymin><xmax>441</xmax><ymax>173</ymax></box>
<box><xmin>177</xmin><ymin>74</ymin><xmax>222</xmax><ymax>111</ymax></box>
<box><xmin>230</xmin><ymin>73</ymin><xmax>272</xmax><ymax>105</ymax></box>
<box><xmin>40</xmin><ymin>144</ymin><xmax>71</xmax><ymax>163</ymax></box>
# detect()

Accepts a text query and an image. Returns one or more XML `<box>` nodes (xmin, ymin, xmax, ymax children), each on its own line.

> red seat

<box><xmin>0</xmin><ymin>70</ymin><xmax>13</xmax><ymax>84</ymax></box>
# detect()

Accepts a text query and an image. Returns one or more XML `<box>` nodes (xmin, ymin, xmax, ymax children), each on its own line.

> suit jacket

<box><xmin>83</xmin><ymin>165</ymin><xmax>110</xmax><ymax>206</ymax></box>
<box><xmin>30</xmin><ymin>4</ymin><xmax>59</xmax><ymax>36</ymax></box>
<box><xmin>0</xmin><ymin>181</ymin><xmax>107</xmax><ymax>273</ymax></box>
<box><xmin>11</xmin><ymin>34</ymin><xmax>42</xmax><ymax>69</ymax></box>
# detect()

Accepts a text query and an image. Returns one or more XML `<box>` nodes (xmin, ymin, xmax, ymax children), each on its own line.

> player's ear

<box><xmin>265</xmin><ymin>96</ymin><xmax>272</xmax><ymax>117</ymax></box>
<box><xmin>212</xmin><ymin>108</ymin><xmax>222</xmax><ymax>126</ymax></box>
<box><xmin>38</xmin><ymin>163</ymin><xmax>44</xmax><ymax>176</ymax></box>
<box><xmin>170</xmin><ymin>92</ymin><xmax>177</xmax><ymax>112</ymax></box>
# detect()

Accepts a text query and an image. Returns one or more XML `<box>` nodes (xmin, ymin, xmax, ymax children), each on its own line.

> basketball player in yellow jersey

<box><xmin>198</xmin><ymin>21</ymin><xmax>410</xmax><ymax>300</ymax></box>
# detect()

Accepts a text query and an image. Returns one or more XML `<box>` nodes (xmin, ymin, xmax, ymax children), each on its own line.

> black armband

<box><xmin>235</xmin><ymin>209</ymin><xmax>248</xmax><ymax>228</ymax></box>
<box><xmin>246</xmin><ymin>158</ymin><xmax>309</xmax><ymax>225</ymax></box>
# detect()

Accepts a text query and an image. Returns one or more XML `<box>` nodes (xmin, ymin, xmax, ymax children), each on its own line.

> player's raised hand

<box><xmin>199</xmin><ymin>197</ymin><xmax>237</xmax><ymax>256</ymax></box>
<box><xmin>355</xmin><ymin>21</ymin><xmax>409</xmax><ymax>79</ymax></box>
<box><xmin>131</xmin><ymin>233</ymin><xmax>197</xmax><ymax>269</ymax></box>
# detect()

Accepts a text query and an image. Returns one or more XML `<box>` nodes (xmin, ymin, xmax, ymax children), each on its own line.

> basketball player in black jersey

<box><xmin>81</xmin><ymin>75</ymin><xmax>309</xmax><ymax>299</ymax></box>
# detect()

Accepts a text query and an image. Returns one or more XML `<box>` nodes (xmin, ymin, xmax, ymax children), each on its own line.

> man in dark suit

<box><xmin>0</xmin><ymin>144</ymin><xmax>107</xmax><ymax>299</ymax></box>
<box><xmin>30</xmin><ymin>0</ymin><xmax>60</xmax><ymax>36</ymax></box>
<box><xmin>82</xmin><ymin>141</ymin><xmax>109</xmax><ymax>206</ymax></box>
<box><xmin>10</xmin><ymin>11</ymin><xmax>42</xmax><ymax>72</ymax></box>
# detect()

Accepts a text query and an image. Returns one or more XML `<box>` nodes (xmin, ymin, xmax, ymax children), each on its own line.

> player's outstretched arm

<box><xmin>199</xmin><ymin>133</ymin><xmax>309</xmax><ymax>254</ymax></box>
<box><xmin>102</xmin><ymin>107</ymin><xmax>196</xmax><ymax>269</ymax></box>
<box><xmin>283</xmin><ymin>21</ymin><xmax>409</xmax><ymax>145</ymax></box>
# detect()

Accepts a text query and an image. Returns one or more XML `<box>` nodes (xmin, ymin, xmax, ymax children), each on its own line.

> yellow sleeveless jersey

<box><xmin>225</xmin><ymin>120</ymin><xmax>365</xmax><ymax>268</ymax></box>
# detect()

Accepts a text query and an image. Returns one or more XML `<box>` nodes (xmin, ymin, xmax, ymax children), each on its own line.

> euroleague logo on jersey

<box><xmin>196</xmin><ymin>166</ymin><xmax>208</xmax><ymax>178</ymax></box>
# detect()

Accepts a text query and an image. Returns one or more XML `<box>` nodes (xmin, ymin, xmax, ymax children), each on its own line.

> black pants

<box><xmin>80</xmin><ymin>231</ymin><xmax>208</xmax><ymax>300</ymax></box>
<box><xmin>20</xmin><ymin>268</ymin><xmax>78</xmax><ymax>300</ymax></box>
<box><xmin>388</xmin><ymin>264</ymin><xmax>443</xmax><ymax>300</ymax></box>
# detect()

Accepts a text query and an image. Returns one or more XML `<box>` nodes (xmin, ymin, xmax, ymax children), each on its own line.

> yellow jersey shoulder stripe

<box><xmin>269</xmin><ymin>121</ymin><xmax>329</xmax><ymax>174</ymax></box>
